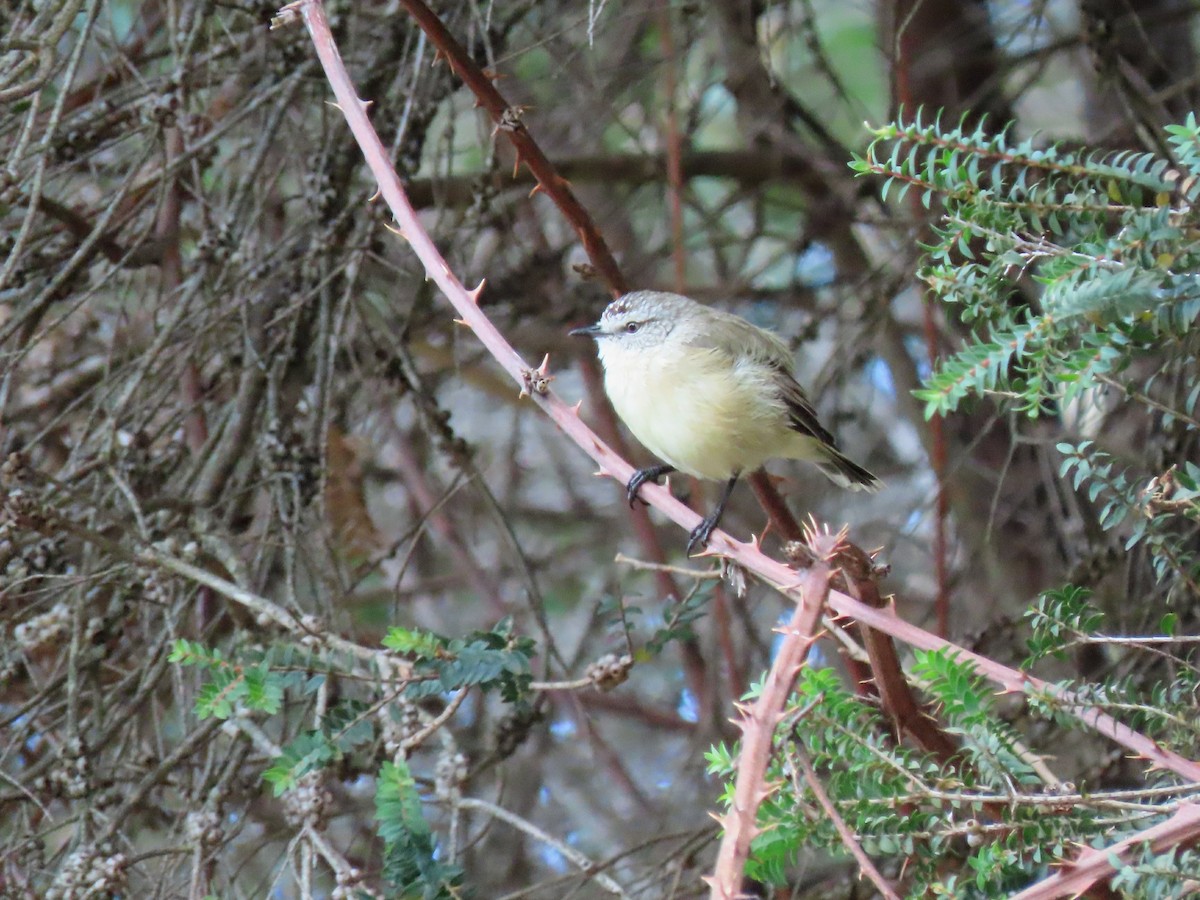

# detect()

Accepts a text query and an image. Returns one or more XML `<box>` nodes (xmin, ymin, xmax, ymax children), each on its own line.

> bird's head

<box><xmin>569</xmin><ymin>291</ymin><xmax>698</xmax><ymax>349</ymax></box>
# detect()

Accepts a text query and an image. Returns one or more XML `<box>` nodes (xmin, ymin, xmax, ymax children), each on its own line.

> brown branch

<box><xmin>392</xmin><ymin>0</ymin><xmax>627</xmax><ymax>296</ymax></box>
<box><xmin>746</xmin><ymin>470</ymin><xmax>804</xmax><ymax>543</ymax></box>
<box><xmin>390</xmin><ymin>149</ymin><xmax>847</xmax><ymax>210</ymax></box>
<box><xmin>655</xmin><ymin>0</ymin><xmax>687</xmax><ymax>291</ymax></box>
<box><xmin>892</xmin><ymin>7</ymin><xmax>953</xmax><ymax>639</ymax></box>
<box><xmin>37</xmin><ymin>194</ymin><xmax>164</xmax><ymax>267</ymax></box>
<box><xmin>828</xmin><ymin>541</ymin><xmax>960</xmax><ymax>763</ymax></box>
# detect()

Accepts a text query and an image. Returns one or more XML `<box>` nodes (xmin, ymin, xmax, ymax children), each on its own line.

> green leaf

<box><xmin>263</xmin><ymin>732</ymin><xmax>337</xmax><ymax>795</ymax></box>
<box><xmin>375</xmin><ymin>761</ymin><xmax>463</xmax><ymax>897</ymax></box>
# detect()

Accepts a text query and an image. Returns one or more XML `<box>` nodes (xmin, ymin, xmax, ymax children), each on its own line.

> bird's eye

<box><xmin>625</xmin><ymin>322</ymin><xmax>640</xmax><ymax>334</ymax></box>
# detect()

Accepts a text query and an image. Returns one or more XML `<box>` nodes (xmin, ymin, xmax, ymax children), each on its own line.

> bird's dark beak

<box><xmin>569</xmin><ymin>323</ymin><xmax>603</xmax><ymax>338</ymax></box>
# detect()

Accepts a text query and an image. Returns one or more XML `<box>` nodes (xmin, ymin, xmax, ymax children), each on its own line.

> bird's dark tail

<box><xmin>816</xmin><ymin>446</ymin><xmax>881</xmax><ymax>492</ymax></box>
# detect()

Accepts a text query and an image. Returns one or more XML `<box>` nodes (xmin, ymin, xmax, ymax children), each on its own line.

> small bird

<box><xmin>571</xmin><ymin>290</ymin><xmax>879</xmax><ymax>554</ymax></box>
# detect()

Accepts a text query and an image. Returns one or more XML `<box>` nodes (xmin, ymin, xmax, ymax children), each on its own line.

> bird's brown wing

<box><xmin>682</xmin><ymin>307</ymin><xmax>838</xmax><ymax>447</ymax></box>
<box><xmin>773</xmin><ymin>366</ymin><xmax>837</xmax><ymax>447</ymax></box>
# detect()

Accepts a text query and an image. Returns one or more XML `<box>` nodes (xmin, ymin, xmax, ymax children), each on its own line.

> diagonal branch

<box><xmin>392</xmin><ymin>0</ymin><xmax>627</xmax><ymax>296</ymax></box>
<box><xmin>1008</xmin><ymin>802</ymin><xmax>1200</xmax><ymax>899</ymax></box>
<box><xmin>793</xmin><ymin>748</ymin><xmax>901</xmax><ymax>900</ymax></box>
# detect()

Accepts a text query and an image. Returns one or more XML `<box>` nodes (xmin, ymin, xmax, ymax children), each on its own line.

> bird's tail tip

<box><xmin>817</xmin><ymin>450</ymin><xmax>882</xmax><ymax>493</ymax></box>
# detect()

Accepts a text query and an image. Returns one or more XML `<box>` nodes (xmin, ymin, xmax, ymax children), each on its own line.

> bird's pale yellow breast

<box><xmin>601</xmin><ymin>342</ymin><xmax>791</xmax><ymax>480</ymax></box>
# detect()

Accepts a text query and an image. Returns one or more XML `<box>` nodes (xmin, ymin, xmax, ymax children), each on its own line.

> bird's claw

<box><xmin>686</xmin><ymin>516</ymin><xmax>718</xmax><ymax>557</ymax></box>
<box><xmin>625</xmin><ymin>465</ymin><xmax>675</xmax><ymax>508</ymax></box>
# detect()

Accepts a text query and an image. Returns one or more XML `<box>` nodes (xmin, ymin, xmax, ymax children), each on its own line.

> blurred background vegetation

<box><xmin>2</xmin><ymin>0</ymin><xmax>1198</xmax><ymax>896</ymax></box>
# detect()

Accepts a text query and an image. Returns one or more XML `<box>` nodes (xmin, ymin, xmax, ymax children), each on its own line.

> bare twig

<box><xmin>793</xmin><ymin>748</ymin><xmax>901</xmax><ymax>900</ymax></box>
<box><xmin>456</xmin><ymin>796</ymin><xmax>630</xmax><ymax>897</ymax></box>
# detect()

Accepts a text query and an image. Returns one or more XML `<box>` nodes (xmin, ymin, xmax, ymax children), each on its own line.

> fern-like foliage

<box><xmin>384</xmin><ymin>616</ymin><xmax>535</xmax><ymax>702</ymax></box>
<box><xmin>375</xmin><ymin>760</ymin><xmax>463</xmax><ymax>898</ymax></box>
<box><xmin>172</xmin><ymin>619</ymin><xmax>534</xmax><ymax>896</ymax></box>
<box><xmin>853</xmin><ymin>111</ymin><xmax>1200</xmax><ymax>420</ymax></box>
<box><xmin>170</xmin><ymin>639</ymin><xmax>284</xmax><ymax>719</ymax></box>
<box><xmin>1059</xmin><ymin>443</ymin><xmax>1200</xmax><ymax>587</ymax></box>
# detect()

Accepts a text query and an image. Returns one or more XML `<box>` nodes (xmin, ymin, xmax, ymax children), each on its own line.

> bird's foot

<box><xmin>686</xmin><ymin>514</ymin><xmax>719</xmax><ymax>557</ymax></box>
<box><xmin>685</xmin><ymin>473</ymin><xmax>739</xmax><ymax>556</ymax></box>
<box><xmin>626</xmin><ymin>464</ymin><xmax>676</xmax><ymax>507</ymax></box>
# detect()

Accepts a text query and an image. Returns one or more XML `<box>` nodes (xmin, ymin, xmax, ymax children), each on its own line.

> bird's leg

<box><xmin>687</xmin><ymin>474</ymin><xmax>740</xmax><ymax>556</ymax></box>
<box><xmin>626</xmin><ymin>464</ymin><xmax>676</xmax><ymax>507</ymax></box>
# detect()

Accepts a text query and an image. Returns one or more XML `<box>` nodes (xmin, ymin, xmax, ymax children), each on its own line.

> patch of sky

<box><xmin>905</xmin><ymin>332</ymin><xmax>933</xmax><ymax>380</ymax></box>
<box><xmin>794</xmin><ymin>242</ymin><xmax>836</xmax><ymax>288</ymax></box>
<box><xmin>805</xmin><ymin>642</ymin><xmax>827</xmax><ymax>669</ymax></box>
<box><xmin>693</xmin><ymin>84</ymin><xmax>738</xmax><ymax>150</ymax></box>
<box><xmin>903</xmin><ymin>506</ymin><xmax>925</xmax><ymax>534</ymax></box>
<box><xmin>864</xmin><ymin>356</ymin><xmax>896</xmax><ymax>397</ymax></box>
<box><xmin>769</xmin><ymin>614</ymin><xmax>828</xmax><ymax>668</ymax></box>
<box><xmin>677</xmin><ymin>687</ymin><xmax>699</xmax><ymax>723</ymax></box>
<box><xmin>539</xmin><ymin>843</ymin><xmax>569</xmax><ymax>873</ymax></box>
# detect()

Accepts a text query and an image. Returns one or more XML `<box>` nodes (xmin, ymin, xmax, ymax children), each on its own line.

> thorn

<box><xmin>359</xmin><ymin>99</ymin><xmax>372</xmax><ymax>113</ymax></box>
<box><xmin>466</xmin><ymin>278</ymin><xmax>486</xmax><ymax>304</ymax></box>
<box><xmin>536</xmin><ymin>353</ymin><xmax>551</xmax><ymax>377</ymax></box>
<box><xmin>452</xmin><ymin>318</ymin><xmax>470</xmax><ymax>327</ymax></box>
<box><xmin>571</xmin><ymin>400</ymin><xmax>583</xmax><ymax>415</ymax></box>
<box><xmin>529</xmin><ymin>182</ymin><xmax>544</xmax><ymax>199</ymax></box>
<box><xmin>382</xmin><ymin>221</ymin><xmax>407</xmax><ymax>239</ymax></box>
<box><xmin>432</xmin><ymin>49</ymin><xmax>445</xmax><ymax>66</ymax></box>
<box><xmin>593</xmin><ymin>469</ymin><xmax>609</xmax><ymax>479</ymax></box>
<box><xmin>511</xmin><ymin>154</ymin><xmax>522</xmax><ymax>179</ymax></box>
